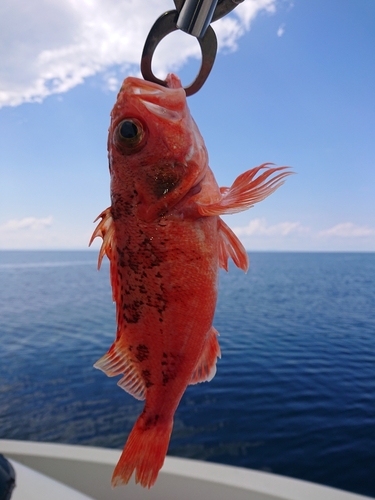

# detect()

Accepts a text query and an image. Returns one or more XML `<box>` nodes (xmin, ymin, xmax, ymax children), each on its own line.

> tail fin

<box><xmin>112</xmin><ymin>414</ymin><xmax>173</xmax><ymax>489</ymax></box>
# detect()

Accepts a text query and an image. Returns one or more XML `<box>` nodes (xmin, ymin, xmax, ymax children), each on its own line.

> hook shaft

<box><xmin>176</xmin><ymin>0</ymin><xmax>218</xmax><ymax>38</ymax></box>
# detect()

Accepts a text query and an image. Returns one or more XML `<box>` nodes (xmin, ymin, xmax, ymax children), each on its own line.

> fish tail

<box><xmin>112</xmin><ymin>413</ymin><xmax>173</xmax><ymax>489</ymax></box>
<box><xmin>197</xmin><ymin>164</ymin><xmax>293</xmax><ymax>216</ymax></box>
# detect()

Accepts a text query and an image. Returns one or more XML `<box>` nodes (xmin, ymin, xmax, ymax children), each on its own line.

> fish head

<box><xmin>108</xmin><ymin>74</ymin><xmax>209</xmax><ymax>221</ymax></box>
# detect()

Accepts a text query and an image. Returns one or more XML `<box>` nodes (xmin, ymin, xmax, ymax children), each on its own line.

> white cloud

<box><xmin>318</xmin><ymin>222</ymin><xmax>375</xmax><ymax>238</ymax></box>
<box><xmin>0</xmin><ymin>0</ymin><xmax>278</xmax><ymax>107</ymax></box>
<box><xmin>0</xmin><ymin>216</ymin><xmax>99</xmax><ymax>249</ymax></box>
<box><xmin>233</xmin><ymin>219</ymin><xmax>375</xmax><ymax>240</ymax></box>
<box><xmin>233</xmin><ymin>218</ymin><xmax>309</xmax><ymax>237</ymax></box>
<box><xmin>228</xmin><ymin>218</ymin><xmax>375</xmax><ymax>251</ymax></box>
<box><xmin>0</xmin><ymin>216</ymin><xmax>53</xmax><ymax>232</ymax></box>
<box><xmin>0</xmin><ymin>216</ymin><xmax>56</xmax><ymax>249</ymax></box>
<box><xmin>277</xmin><ymin>23</ymin><xmax>285</xmax><ymax>37</ymax></box>
<box><xmin>235</xmin><ymin>0</ymin><xmax>276</xmax><ymax>28</ymax></box>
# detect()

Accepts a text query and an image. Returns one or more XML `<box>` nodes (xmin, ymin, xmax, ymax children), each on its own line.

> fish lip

<box><xmin>127</xmin><ymin>79</ymin><xmax>186</xmax><ymax>121</ymax></box>
<box><xmin>140</xmin><ymin>100</ymin><xmax>182</xmax><ymax>121</ymax></box>
<box><xmin>131</xmin><ymin>81</ymin><xmax>165</xmax><ymax>97</ymax></box>
<box><xmin>129</xmin><ymin>79</ymin><xmax>171</xmax><ymax>103</ymax></box>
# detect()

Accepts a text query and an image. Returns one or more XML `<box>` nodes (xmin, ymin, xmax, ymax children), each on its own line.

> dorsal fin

<box><xmin>89</xmin><ymin>207</ymin><xmax>115</xmax><ymax>269</ymax></box>
<box><xmin>89</xmin><ymin>207</ymin><xmax>120</xmax><ymax>303</ymax></box>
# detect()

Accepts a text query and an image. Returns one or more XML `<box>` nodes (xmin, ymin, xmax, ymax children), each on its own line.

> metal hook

<box><xmin>140</xmin><ymin>0</ymin><xmax>244</xmax><ymax>96</ymax></box>
<box><xmin>141</xmin><ymin>10</ymin><xmax>217</xmax><ymax>96</ymax></box>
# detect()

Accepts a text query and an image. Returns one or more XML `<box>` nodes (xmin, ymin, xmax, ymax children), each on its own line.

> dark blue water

<box><xmin>1</xmin><ymin>251</ymin><xmax>374</xmax><ymax>497</ymax></box>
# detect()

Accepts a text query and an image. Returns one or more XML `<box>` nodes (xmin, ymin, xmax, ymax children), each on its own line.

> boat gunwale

<box><xmin>0</xmin><ymin>439</ymin><xmax>372</xmax><ymax>500</ymax></box>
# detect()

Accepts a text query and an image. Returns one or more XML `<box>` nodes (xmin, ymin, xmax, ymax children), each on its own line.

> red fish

<box><xmin>90</xmin><ymin>74</ymin><xmax>291</xmax><ymax>488</ymax></box>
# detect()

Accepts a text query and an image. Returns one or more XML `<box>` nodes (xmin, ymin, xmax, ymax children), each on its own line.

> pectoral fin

<box><xmin>197</xmin><ymin>164</ymin><xmax>292</xmax><ymax>216</ymax></box>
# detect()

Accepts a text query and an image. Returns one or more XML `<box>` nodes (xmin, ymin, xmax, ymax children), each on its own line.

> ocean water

<box><xmin>0</xmin><ymin>250</ymin><xmax>374</xmax><ymax>497</ymax></box>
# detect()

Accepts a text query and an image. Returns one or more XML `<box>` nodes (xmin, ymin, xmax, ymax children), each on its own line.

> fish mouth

<box><xmin>127</xmin><ymin>78</ymin><xmax>186</xmax><ymax>121</ymax></box>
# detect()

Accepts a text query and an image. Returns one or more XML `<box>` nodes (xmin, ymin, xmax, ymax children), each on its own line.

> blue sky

<box><xmin>1</xmin><ymin>0</ymin><xmax>374</xmax><ymax>251</ymax></box>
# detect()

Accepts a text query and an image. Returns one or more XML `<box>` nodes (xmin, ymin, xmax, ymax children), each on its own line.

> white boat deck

<box><xmin>0</xmin><ymin>440</ymin><xmax>372</xmax><ymax>500</ymax></box>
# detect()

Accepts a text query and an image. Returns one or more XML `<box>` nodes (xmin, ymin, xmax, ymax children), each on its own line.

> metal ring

<box><xmin>141</xmin><ymin>10</ymin><xmax>217</xmax><ymax>96</ymax></box>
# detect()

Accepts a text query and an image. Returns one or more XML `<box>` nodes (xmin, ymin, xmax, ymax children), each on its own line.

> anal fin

<box><xmin>94</xmin><ymin>343</ymin><xmax>146</xmax><ymax>401</ymax></box>
<box><xmin>190</xmin><ymin>326</ymin><xmax>221</xmax><ymax>385</ymax></box>
<box><xmin>218</xmin><ymin>218</ymin><xmax>249</xmax><ymax>272</ymax></box>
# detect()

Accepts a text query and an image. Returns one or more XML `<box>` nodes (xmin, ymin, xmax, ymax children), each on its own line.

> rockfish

<box><xmin>90</xmin><ymin>74</ymin><xmax>291</xmax><ymax>488</ymax></box>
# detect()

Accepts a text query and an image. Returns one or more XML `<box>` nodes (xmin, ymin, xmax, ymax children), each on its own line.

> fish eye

<box><xmin>119</xmin><ymin>120</ymin><xmax>138</xmax><ymax>139</ymax></box>
<box><xmin>115</xmin><ymin>118</ymin><xmax>146</xmax><ymax>153</ymax></box>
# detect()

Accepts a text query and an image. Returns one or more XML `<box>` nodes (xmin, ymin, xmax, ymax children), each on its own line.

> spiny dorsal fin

<box><xmin>89</xmin><ymin>207</ymin><xmax>121</xmax><ymax>303</ymax></box>
<box><xmin>89</xmin><ymin>207</ymin><xmax>115</xmax><ymax>269</ymax></box>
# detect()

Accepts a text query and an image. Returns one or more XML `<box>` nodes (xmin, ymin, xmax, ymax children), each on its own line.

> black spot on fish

<box><xmin>142</xmin><ymin>369</ymin><xmax>153</xmax><ymax>388</ymax></box>
<box><xmin>136</xmin><ymin>344</ymin><xmax>149</xmax><ymax>362</ymax></box>
<box><xmin>111</xmin><ymin>193</ymin><xmax>134</xmax><ymax>218</ymax></box>
<box><xmin>122</xmin><ymin>300</ymin><xmax>143</xmax><ymax>324</ymax></box>
<box><xmin>128</xmin><ymin>260</ymin><xmax>140</xmax><ymax>274</ymax></box>
<box><xmin>162</xmin><ymin>371</ymin><xmax>169</xmax><ymax>385</ymax></box>
<box><xmin>146</xmin><ymin>162</ymin><xmax>185</xmax><ymax>199</ymax></box>
<box><xmin>144</xmin><ymin>414</ymin><xmax>160</xmax><ymax>429</ymax></box>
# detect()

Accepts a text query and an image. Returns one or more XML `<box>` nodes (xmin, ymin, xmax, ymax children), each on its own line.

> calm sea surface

<box><xmin>0</xmin><ymin>251</ymin><xmax>374</xmax><ymax>497</ymax></box>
